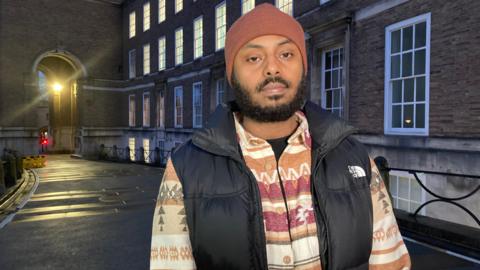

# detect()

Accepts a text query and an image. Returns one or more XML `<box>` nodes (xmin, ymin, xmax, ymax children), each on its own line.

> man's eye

<box><xmin>247</xmin><ymin>56</ymin><xmax>260</xmax><ymax>62</ymax></box>
<box><xmin>280</xmin><ymin>52</ymin><xmax>293</xmax><ymax>59</ymax></box>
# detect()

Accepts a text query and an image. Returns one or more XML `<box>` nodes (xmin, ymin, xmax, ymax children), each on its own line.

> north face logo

<box><xmin>348</xmin><ymin>166</ymin><xmax>366</xmax><ymax>178</ymax></box>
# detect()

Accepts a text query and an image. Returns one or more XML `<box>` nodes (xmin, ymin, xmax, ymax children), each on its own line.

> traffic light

<box><xmin>41</xmin><ymin>138</ymin><xmax>48</xmax><ymax>145</ymax></box>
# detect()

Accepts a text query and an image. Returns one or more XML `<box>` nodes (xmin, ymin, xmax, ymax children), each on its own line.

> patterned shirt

<box><xmin>150</xmin><ymin>113</ymin><xmax>411</xmax><ymax>270</ymax></box>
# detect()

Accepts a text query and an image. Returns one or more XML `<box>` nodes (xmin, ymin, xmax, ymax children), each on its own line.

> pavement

<box><xmin>0</xmin><ymin>155</ymin><xmax>479</xmax><ymax>269</ymax></box>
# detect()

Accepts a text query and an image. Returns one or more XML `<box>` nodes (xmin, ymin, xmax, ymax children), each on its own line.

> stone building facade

<box><xmin>1</xmin><ymin>0</ymin><xmax>479</xmax><ymax>227</ymax></box>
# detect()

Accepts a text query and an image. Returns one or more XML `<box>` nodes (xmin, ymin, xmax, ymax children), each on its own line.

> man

<box><xmin>150</xmin><ymin>3</ymin><xmax>410</xmax><ymax>270</ymax></box>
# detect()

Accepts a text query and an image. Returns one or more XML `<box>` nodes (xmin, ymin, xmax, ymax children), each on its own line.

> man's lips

<box><xmin>261</xmin><ymin>82</ymin><xmax>288</xmax><ymax>95</ymax></box>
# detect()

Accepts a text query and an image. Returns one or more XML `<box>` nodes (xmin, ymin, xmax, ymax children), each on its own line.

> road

<box><xmin>0</xmin><ymin>155</ymin><xmax>163</xmax><ymax>270</ymax></box>
<box><xmin>0</xmin><ymin>155</ymin><xmax>478</xmax><ymax>269</ymax></box>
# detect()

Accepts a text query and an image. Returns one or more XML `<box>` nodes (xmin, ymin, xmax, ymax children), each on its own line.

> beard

<box><xmin>231</xmin><ymin>73</ymin><xmax>306</xmax><ymax>123</ymax></box>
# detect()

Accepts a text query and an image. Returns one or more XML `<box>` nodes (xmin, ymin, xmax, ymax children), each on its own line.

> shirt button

<box><xmin>283</xmin><ymin>255</ymin><xmax>291</xmax><ymax>264</ymax></box>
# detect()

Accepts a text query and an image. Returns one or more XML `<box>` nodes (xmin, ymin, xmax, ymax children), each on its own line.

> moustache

<box><xmin>256</xmin><ymin>77</ymin><xmax>291</xmax><ymax>93</ymax></box>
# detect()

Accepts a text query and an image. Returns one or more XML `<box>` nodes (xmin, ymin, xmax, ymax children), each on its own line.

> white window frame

<box><xmin>129</xmin><ymin>11</ymin><xmax>136</xmax><ymax>38</ymax></box>
<box><xmin>175</xmin><ymin>0</ymin><xmax>183</xmax><ymax>14</ymax></box>
<box><xmin>384</xmin><ymin>13</ymin><xmax>431</xmax><ymax>136</ymax></box>
<box><xmin>156</xmin><ymin>92</ymin><xmax>165</xmax><ymax>128</ymax></box>
<box><xmin>158</xmin><ymin>36</ymin><xmax>166</xmax><ymax>71</ymax></box>
<box><xmin>215</xmin><ymin>2</ymin><xmax>226</xmax><ymax>51</ymax></box>
<box><xmin>158</xmin><ymin>0</ymin><xmax>166</xmax><ymax>23</ymax></box>
<box><xmin>192</xmin><ymin>82</ymin><xmax>203</xmax><ymax>128</ymax></box>
<box><xmin>216</xmin><ymin>78</ymin><xmax>225</xmax><ymax>106</ymax></box>
<box><xmin>143</xmin><ymin>2</ymin><xmax>150</xmax><ymax>32</ymax></box>
<box><xmin>129</xmin><ymin>49</ymin><xmax>136</xmax><ymax>79</ymax></box>
<box><xmin>275</xmin><ymin>0</ymin><xmax>293</xmax><ymax>16</ymax></box>
<box><xmin>321</xmin><ymin>46</ymin><xmax>345</xmax><ymax>118</ymax></box>
<box><xmin>143</xmin><ymin>44</ymin><xmax>150</xmax><ymax>75</ymax></box>
<box><xmin>174</xmin><ymin>86</ymin><xmax>183</xmax><ymax>128</ymax></box>
<box><xmin>241</xmin><ymin>0</ymin><xmax>255</xmax><ymax>15</ymax></box>
<box><xmin>389</xmin><ymin>170</ymin><xmax>426</xmax><ymax>215</ymax></box>
<box><xmin>129</xmin><ymin>94</ymin><xmax>136</xmax><ymax>127</ymax></box>
<box><xmin>175</xmin><ymin>27</ymin><xmax>184</xmax><ymax>66</ymax></box>
<box><xmin>129</xmin><ymin>137</ymin><xmax>136</xmax><ymax>161</ymax></box>
<box><xmin>143</xmin><ymin>92</ymin><xmax>150</xmax><ymax>127</ymax></box>
<box><xmin>193</xmin><ymin>16</ymin><xmax>203</xmax><ymax>59</ymax></box>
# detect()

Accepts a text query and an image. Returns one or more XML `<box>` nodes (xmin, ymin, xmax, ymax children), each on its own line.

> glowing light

<box><xmin>53</xmin><ymin>83</ymin><xmax>63</xmax><ymax>92</ymax></box>
<box><xmin>405</xmin><ymin>119</ymin><xmax>412</xmax><ymax>124</ymax></box>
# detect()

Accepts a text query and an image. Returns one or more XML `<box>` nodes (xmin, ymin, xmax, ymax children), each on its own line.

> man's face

<box><xmin>232</xmin><ymin>35</ymin><xmax>305</xmax><ymax>122</ymax></box>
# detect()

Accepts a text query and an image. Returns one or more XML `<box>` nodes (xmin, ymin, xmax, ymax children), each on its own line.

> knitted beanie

<box><xmin>225</xmin><ymin>3</ymin><xmax>307</xmax><ymax>85</ymax></box>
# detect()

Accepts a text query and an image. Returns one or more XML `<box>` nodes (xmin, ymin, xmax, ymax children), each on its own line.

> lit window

<box><xmin>321</xmin><ymin>47</ymin><xmax>345</xmax><ymax>118</ymax></box>
<box><xmin>143</xmin><ymin>44</ymin><xmax>150</xmax><ymax>75</ymax></box>
<box><xmin>175</xmin><ymin>28</ymin><xmax>183</xmax><ymax>65</ymax></box>
<box><xmin>389</xmin><ymin>171</ymin><xmax>426</xmax><ymax>214</ymax></box>
<box><xmin>158</xmin><ymin>36</ymin><xmax>166</xmax><ymax>71</ymax></box>
<box><xmin>276</xmin><ymin>0</ymin><xmax>293</xmax><ymax>16</ymax></box>
<box><xmin>143</xmin><ymin>2</ymin><xmax>150</xmax><ymax>31</ymax></box>
<box><xmin>129</xmin><ymin>49</ymin><xmax>136</xmax><ymax>79</ymax></box>
<box><xmin>193</xmin><ymin>16</ymin><xmax>203</xmax><ymax>59</ymax></box>
<box><xmin>143</xmin><ymin>92</ymin><xmax>150</xmax><ymax>127</ymax></box>
<box><xmin>175</xmin><ymin>0</ymin><xmax>183</xmax><ymax>13</ymax></box>
<box><xmin>215</xmin><ymin>2</ymin><xmax>226</xmax><ymax>50</ymax></box>
<box><xmin>129</xmin><ymin>95</ymin><xmax>136</xmax><ymax>127</ymax></box>
<box><xmin>174</xmin><ymin>86</ymin><xmax>183</xmax><ymax>128</ymax></box>
<box><xmin>320</xmin><ymin>0</ymin><xmax>330</xmax><ymax>4</ymax></box>
<box><xmin>156</xmin><ymin>92</ymin><xmax>164</xmax><ymax>128</ymax></box>
<box><xmin>242</xmin><ymin>0</ymin><xmax>255</xmax><ymax>15</ymax></box>
<box><xmin>216</xmin><ymin>78</ymin><xmax>225</xmax><ymax>106</ymax></box>
<box><xmin>158</xmin><ymin>0</ymin><xmax>165</xmax><ymax>23</ymax></box>
<box><xmin>129</xmin><ymin>11</ymin><xmax>136</xmax><ymax>38</ymax></box>
<box><xmin>143</xmin><ymin>139</ymin><xmax>151</xmax><ymax>163</ymax></box>
<box><xmin>385</xmin><ymin>13</ymin><xmax>430</xmax><ymax>135</ymax></box>
<box><xmin>192</xmin><ymin>82</ymin><xmax>203</xmax><ymax>128</ymax></box>
<box><xmin>129</xmin><ymin>138</ymin><xmax>136</xmax><ymax>161</ymax></box>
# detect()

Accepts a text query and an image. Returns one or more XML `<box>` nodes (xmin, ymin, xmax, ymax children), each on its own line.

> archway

<box><xmin>32</xmin><ymin>50</ymin><xmax>86</xmax><ymax>153</ymax></box>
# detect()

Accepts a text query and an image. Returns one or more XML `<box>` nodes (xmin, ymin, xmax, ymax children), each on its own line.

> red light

<box><xmin>41</xmin><ymin>139</ymin><xmax>48</xmax><ymax>145</ymax></box>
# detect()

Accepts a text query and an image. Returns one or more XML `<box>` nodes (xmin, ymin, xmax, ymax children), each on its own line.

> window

<box><xmin>216</xmin><ymin>78</ymin><xmax>225</xmax><ymax>106</ymax></box>
<box><xmin>174</xmin><ymin>86</ymin><xmax>183</xmax><ymax>128</ymax></box>
<box><xmin>143</xmin><ymin>138</ymin><xmax>151</xmax><ymax>163</ymax></box>
<box><xmin>320</xmin><ymin>0</ymin><xmax>330</xmax><ymax>4</ymax></box>
<box><xmin>193</xmin><ymin>82</ymin><xmax>203</xmax><ymax>128</ymax></box>
<box><xmin>215</xmin><ymin>2</ymin><xmax>226</xmax><ymax>51</ymax></box>
<box><xmin>143</xmin><ymin>92</ymin><xmax>150</xmax><ymax>127</ymax></box>
<box><xmin>175</xmin><ymin>0</ymin><xmax>183</xmax><ymax>13</ymax></box>
<box><xmin>129</xmin><ymin>94</ymin><xmax>136</xmax><ymax>127</ymax></box>
<box><xmin>129</xmin><ymin>11</ymin><xmax>136</xmax><ymax>38</ymax></box>
<box><xmin>175</xmin><ymin>28</ymin><xmax>183</xmax><ymax>65</ymax></box>
<box><xmin>193</xmin><ymin>16</ymin><xmax>203</xmax><ymax>59</ymax></box>
<box><xmin>129</xmin><ymin>49</ymin><xmax>136</xmax><ymax>79</ymax></box>
<box><xmin>129</xmin><ymin>138</ymin><xmax>136</xmax><ymax>161</ymax></box>
<box><xmin>385</xmin><ymin>13</ymin><xmax>430</xmax><ymax>135</ymax></box>
<box><xmin>276</xmin><ymin>0</ymin><xmax>293</xmax><ymax>16</ymax></box>
<box><xmin>389</xmin><ymin>171</ymin><xmax>426</xmax><ymax>214</ymax></box>
<box><xmin>143</xmin><ymin>2</ymin><xmax>150</xmax><ymax>31</ymax></box>
<box><xmin>143</xmin><ymin>44</ymin><xmax>150</xmax><ymax>75</ymax></box>
<box><xmin>156</xmin><ymin>92</ymin><xmax>165</xmax><ymax>128</ymax></box>
<box><xmin>158</xmin><ymin>0</ymin><xmax>165</xmax><ymax>23</ymax></box>
<box><xmin>321</xmin><ymin>47</ymin><xmax>345</xmax><ymax>118</ymax></box>
<box><xmin>242</xmin><ymin>0</ymin><xmax>255</xmax><ymax>15</ymax></box>
<box><xmin>158</xmin><ymin>37</ymin><xmax>166</xmax><ymax>71</ymax></box>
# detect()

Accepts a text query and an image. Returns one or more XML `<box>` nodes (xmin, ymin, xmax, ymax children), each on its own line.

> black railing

<box><xmin>98</xmin><ymin>144</ymin><xmax>170</xmax><ymax>167</ymax></box>
<box><xmin>374</xmin><ymin>156</ymin><xmax>480</xmax><ymax>227</ymax></box>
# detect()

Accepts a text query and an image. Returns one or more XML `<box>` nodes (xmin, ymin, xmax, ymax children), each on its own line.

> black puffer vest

<box><xmin>171</xmin><ymin>102</ymin><xmax>373</xmax><ymax>270</ymax></box>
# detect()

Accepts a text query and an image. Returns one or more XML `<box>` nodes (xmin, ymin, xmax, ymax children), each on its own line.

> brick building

<box><xmin>1</xmin><ymin>0</ymin><xmax>479</xmax><ymax>227</ymax></box>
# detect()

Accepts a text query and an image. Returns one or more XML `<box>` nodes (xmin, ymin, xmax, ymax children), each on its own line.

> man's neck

<box><xmin>240</xmin><ymin>114</ymin><xmax>299</xmax><ymax>140</ymax></box>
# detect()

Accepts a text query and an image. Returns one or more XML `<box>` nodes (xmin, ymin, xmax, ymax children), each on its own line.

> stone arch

<box><xmin>31</xmin><ymin>49</ymin><xmax>87</xmax><ymax>78</ymax></box>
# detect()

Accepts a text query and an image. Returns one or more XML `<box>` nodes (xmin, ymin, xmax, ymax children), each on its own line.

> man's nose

<box><xmin>263</xmin><ymin>56</ymin><xmax>280</xmax><ymax>77</ymax></box>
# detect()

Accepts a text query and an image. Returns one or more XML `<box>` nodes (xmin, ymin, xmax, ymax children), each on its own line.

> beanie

<box><xmin>225</xmin><ymin>3</ymin><xmax>307</xmax><ymax>85</ymax></box>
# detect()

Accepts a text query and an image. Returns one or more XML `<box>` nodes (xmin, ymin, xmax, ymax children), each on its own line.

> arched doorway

<box><xmin>32</xmin><ymin>50</ymin><xmax>86</xmax><ymax>153</ymax></box>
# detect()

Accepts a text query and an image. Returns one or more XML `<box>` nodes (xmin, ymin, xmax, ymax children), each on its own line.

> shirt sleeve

<box><xmin>368</xmin><ymin>159</ymin><xmax>411</xmax><ymax>270</ymax></box>
<box><xmin>150</xmin><ymin>158</ymin><xmax>197</xmax><ymax>270</ymax></box>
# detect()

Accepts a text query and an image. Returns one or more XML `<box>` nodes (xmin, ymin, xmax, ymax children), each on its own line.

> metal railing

<box><xmin>98</xmin><ymin>144</ymin><xmax>170</xmax><ymax>167</ymax></box>
<box><xmin>374</xmin><ymin>156</ymin><xmax>480</xmax><ymax>227</ymax></box>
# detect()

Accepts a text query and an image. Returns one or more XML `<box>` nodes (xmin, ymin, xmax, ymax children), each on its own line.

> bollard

<box><xmin>154</xmin><ymin>147</ymin><xmax>161</xmax><ymax>166</ymax></box>
<box><xmin>126</xmin><ymin>146</ymin><xmax>131</xmax><ymax>162</ymax></box>
<box><xmin>374</xmin><ymin>156</ymin><xmax>392</xmax><ymax>200</ymax></box>
<box><xmin>13</xmin><ymin>151</ymin><xmax>23</xmax><ymax>179</ymax></box>
<box><xmin>0</xmin><ymin>160</ymin><xmax>5</xmax><ymax>196</ymax></box>
<box><xmin>138</xmin><ymin>147</ymin><xmax>145</xmax><ymax>163</ymax></box>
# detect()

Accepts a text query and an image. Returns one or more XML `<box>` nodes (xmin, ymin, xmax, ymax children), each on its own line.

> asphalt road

<box><xmin>0</xmin><ymin>155</ymin><xmax>478</xmax><ymax>269</ymax></box>
<box><xmin>0</xmin><ymin>155</ymin><xmax>163</xmax><ymax>270</ymax></box>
